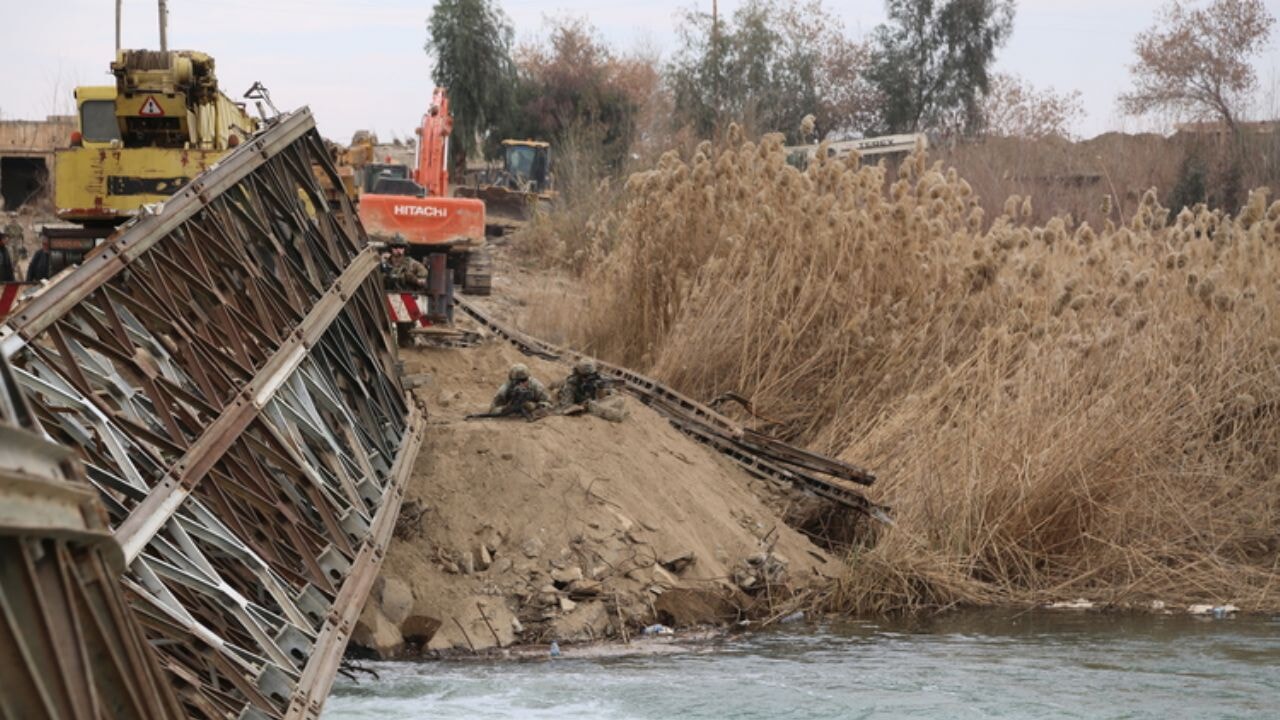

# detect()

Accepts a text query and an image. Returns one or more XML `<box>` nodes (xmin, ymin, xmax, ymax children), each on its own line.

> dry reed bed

<box><xmin>572</xmin><ymin>126</ymin><xmax>1280</xmax><ymax>613</ymax></box>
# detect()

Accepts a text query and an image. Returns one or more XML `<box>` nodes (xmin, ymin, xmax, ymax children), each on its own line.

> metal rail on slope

<box><xmin>0</xmin><ymin>108</ymin><xmax>421</xmax><ymax>720</ymax></box>
<box><xmin>455</xmin><ymin>298</ymin><xmax>881</xmax><ymax>515</ymax></box>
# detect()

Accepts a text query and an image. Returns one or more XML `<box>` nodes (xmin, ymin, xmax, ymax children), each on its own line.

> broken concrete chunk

<box><xmin>401</xmin><ymin>373</ymin><xmax>432</xmax><ymax>389</ymax></box>
<box><xmin>521</xmin><ymin>537</ymin><xmax>543</xmax><ymax>559</ymax></box>
<box><xmin>551</xmin><ymin>602</ymin><xmax>611</xmax><ymax>642</ymax></box>
<box><xmin>550</xmin><ymin>566</ymin><xmax>584</xmax><ymax>584</ymax></box>
<box><xmin>660</xmin><ymin>551</ymin><xmax>696</xmax><ymax>574</ymax></box>
<box><xmin>380</xmin><ymin>578</ymin><xmax>414</xmax><ymax>626</ymax></box>
<box><xmin>401</xmin><ymin>615</ymin><xmax>442</xmax><ymax>645</ymax></box>
<box><xmin>352</xmin><ymin>603</ymin><xmax>403</xmax><ymax>659</ymax></box>
<box><xmin>567</xmin><ymin>579</ymin><xmax>603</xmax><ymax>598</ymax></box>
<box><xmin>652</xmin><ymin>566</ymin><xmax>678</xmax><ymax>586</ymax></box>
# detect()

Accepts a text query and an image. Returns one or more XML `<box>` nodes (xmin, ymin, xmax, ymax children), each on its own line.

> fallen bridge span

<box><xmin>0</xmin><ymin>108</ymin><xmax>422</xmax><ymax>719</ymax></box>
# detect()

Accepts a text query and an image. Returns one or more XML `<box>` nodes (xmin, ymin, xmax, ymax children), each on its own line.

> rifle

<box><xmin>464</xmin><ymin>404</ymin><xmax>548</xmax><ymax>422</ymax></box>
<box><xmin>578</xmin><ymin>374</ymin><xmax>625</xmax><ymax>402</ymax></box>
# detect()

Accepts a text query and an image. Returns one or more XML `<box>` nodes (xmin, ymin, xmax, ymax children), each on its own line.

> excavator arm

<box><xmin>415</xmin><ymin>87</ymin><xmax>452</xmax><ymax>197</ymax></box>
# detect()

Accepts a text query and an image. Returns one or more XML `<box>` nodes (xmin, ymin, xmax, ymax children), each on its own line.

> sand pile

<box><xmin>351</xmin><ymin>340</ymin><xmax>833</xmax><ymax>657</ymax></box>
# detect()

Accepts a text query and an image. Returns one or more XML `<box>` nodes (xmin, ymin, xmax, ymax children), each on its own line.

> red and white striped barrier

<box><xmin>385</xmin><ymin>292</ymin><xmax>433</xmax><ymax>326</ymax></box>
<box><xmin>0</xmin><ymin>282</ymin><xmax>31</xmax><ymax>323</ymax></box>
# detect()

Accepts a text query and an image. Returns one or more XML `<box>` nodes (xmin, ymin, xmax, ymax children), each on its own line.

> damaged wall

<box><xmin>0</xmin><ymin>115</ymin><xmax>73</xmax><ymax>210</ymax></box>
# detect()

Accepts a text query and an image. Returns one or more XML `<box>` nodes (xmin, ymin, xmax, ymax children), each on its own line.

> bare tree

<box><xmin>1120</xmin><ymin>0</ymin><xmax>1275</xmax><ymax>133</ymax></box>
<box><xmin>983</xmin><ymin>73</ymin><xmax>1084</xmax><ymax>139</ymax></box>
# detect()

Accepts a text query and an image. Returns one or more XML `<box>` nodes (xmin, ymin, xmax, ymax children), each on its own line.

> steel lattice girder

<box><xmin>0</xmin><ymin>355</ymin><xmax>186</xmax><ymax>720</ymax></box>
<box><xmin>0</xmin><ymin>108</ymin><xmax>422</xmax><ymax>720</ymax></box>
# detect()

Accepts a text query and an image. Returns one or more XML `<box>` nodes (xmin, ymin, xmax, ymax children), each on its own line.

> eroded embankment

<box><xmin>351</xmin><ymin>341</ymin><xmax>833</xmax><ymax>657</ymax></box>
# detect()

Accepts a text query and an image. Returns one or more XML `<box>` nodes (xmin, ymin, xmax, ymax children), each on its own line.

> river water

<box><xmin>323</xmin><ymin>610</ymin><xmax>1279</xmax><ymax>719</ymax></box>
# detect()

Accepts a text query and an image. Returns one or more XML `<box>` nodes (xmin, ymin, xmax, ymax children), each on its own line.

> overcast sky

<box><xmin>1</xmin><ymin>0</ymin><xmax>1277</xmax><ymax>142</ymax></box>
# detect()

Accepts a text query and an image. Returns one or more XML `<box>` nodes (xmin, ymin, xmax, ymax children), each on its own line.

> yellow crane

<box><xmin>55</xmin><ymin>49</ymin><xmax>259</xmax><ymax>238</ymax></box>
<box><xmin>15</xmin><ymin>2</ymin><xmax>264</xmax><ymax>287</ymax></box>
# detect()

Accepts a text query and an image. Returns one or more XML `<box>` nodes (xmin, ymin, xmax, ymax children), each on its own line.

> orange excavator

<box><xmin>355</xmin><ymin>88</ymin><xmax>490</xmax><ymax>330</ymax></box>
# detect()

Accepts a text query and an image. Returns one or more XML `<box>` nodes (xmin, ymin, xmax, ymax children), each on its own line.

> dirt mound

<box><xmin>351</xmin><ymin>340</ymin><xmax>833</xmax><ymax>657</ymax></box>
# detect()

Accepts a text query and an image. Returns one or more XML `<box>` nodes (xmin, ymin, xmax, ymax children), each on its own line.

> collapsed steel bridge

<box><xmin>0</xmin><ymin>109</ymin><xmax>423</xmax><ymax>719</ymax></box>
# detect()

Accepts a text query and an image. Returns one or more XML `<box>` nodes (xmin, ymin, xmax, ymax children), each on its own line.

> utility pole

<box><xmin>158</xmin><ymin>0</ymin><xmax>168</xmax><ymax>51</ymax></box>
<box><xmin>115</xmin><ymin>0</ymin><xmax>122</xmax><ymax>51</ymax></box>
<box><xmin>711</xmin><ymin>0</ymin><xmax>720</xmax><ymax>119</ymax></box>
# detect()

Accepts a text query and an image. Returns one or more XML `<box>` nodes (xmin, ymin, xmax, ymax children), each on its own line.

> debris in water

<box><xmin>1188</xmin><ymin>604</ymin><xmax>1237</xmax><ymax>618</ymax></box>
<box><xmin>1046</xmin><ymin>599</ymin><xmax>1094</xmax><ymax>610</ymax></box>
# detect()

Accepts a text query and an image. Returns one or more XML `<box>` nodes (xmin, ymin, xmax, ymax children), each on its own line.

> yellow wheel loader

<box><xmin>457</xmin><ymin>140</ymin><xmax>557</xmax><ymax>237</ymax></box>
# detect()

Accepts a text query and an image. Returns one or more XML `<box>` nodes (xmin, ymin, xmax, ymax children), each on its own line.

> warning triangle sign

<box><xmin>138</xmin><ymin>97</ymin><xmax>165</xmax><ymax>117</ymax></box>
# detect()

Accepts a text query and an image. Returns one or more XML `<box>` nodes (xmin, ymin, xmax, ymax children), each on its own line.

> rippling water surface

<box><xmin>324</xmin><ymin>611</ymin><xmax>1280</xmax><ymax>719</ymax></box>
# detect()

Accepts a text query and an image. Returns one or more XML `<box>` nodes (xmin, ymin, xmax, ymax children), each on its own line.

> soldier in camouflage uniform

<box><xmin>2</xmin><ymin>216</ymin><xmax>22</xmax><ymax>247</ymax></box>
<box><xmin>490</xmin><ymin>363</ymin><xmax>552</xmax><ymax>415</ymax></box>
<box><xmin>0</xmin><ymin>219</ymin><xmax>17</xmax><ymax>282</ymax></box>
<box><xmin>382</xmin><ymin>234</ymin><xmax>428</xmax><ymax>290</ymax></box>
<box><xmin>557</xmin><ymin>359</ymin><xmax>615</xmax><ymax>406</ymax></box>
<box><xmin>1</xmin><ymin>216</ymin><xmax>22</xmax><ymax>282</ymax></box>
<box><xmin>556</xmin><ymin>359</ymin><xmax>627</xmax><ymax>422</ymax></box>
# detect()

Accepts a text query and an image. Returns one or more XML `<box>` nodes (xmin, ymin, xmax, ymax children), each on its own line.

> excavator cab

<box><xmin>363</xmin><ymin>163</ymin><xmax>422</xmax><ymax>196</ymax></box>
<box><xmin>500</xmin><ymin>140</ymin><xmax>551</xmax><ymax>193</ymax></box>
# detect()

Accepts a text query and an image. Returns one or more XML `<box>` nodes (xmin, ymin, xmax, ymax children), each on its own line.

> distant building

<box><xmin>0</xmin><ymin>115</ymin><xmax>75</xmax><ymax>211</ymax></box>
<box><xmin>1173</xmin><ymin>120</ymin><xmax>1279</xmax><ymax>142</ymax></box>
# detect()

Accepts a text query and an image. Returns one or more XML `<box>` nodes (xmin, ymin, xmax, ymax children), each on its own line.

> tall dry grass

<box><xmin>573</xmin><ymin>125</ymin><xmax>1280</xmax><ymax>612</ymax></box>
<box><xmin>516</xmin><ymin>126</ymin><xmax>632</xmax><ymax>274</ymax></box>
